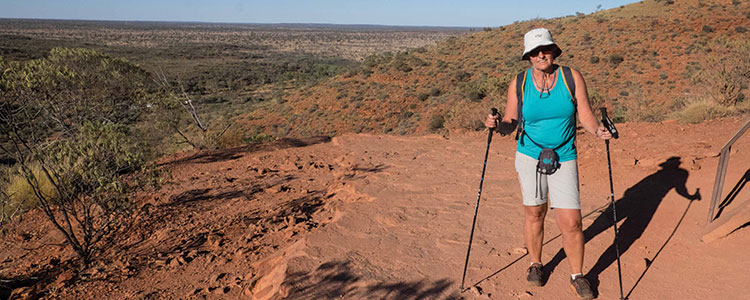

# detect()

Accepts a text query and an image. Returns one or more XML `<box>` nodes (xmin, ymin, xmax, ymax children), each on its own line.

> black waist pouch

<box><xmin>536</xmin><ymin>147</ymin><xmax>561</xmax><ymax>175</ymax></box>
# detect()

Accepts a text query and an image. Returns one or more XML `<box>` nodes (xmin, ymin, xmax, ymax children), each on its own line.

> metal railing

<box><xmin>707</xmin><ymin>118</ymin><xmax>750</xmax><ymax>223</ymax></box>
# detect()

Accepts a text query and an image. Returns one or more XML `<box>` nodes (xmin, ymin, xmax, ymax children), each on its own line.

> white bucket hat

<box><xmin>521</xmin><ymin>28</ymin><xmax>562</xmax><ymax>60</ymax></box>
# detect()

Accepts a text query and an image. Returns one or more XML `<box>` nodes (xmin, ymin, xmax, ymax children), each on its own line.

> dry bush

<box><xmin>217</xmin><ymin>126</ymin><xmax>248</xmax><ymax>148</ymax></box>
<box><xmin>3</xmin><ymin>163</ymin><xmax>58</xmax><ymax>211</ymax></box>
<box><xmin>673</xmin><ymin>99</ymin><xmax>734</xmax><ymax>124</ymax></box>
<box><xmin>671</xmin><ymin>39</ymin><xmax>750</xmax><ymax>123</ymax></box>
<box><xmin>615</xmin><ymin>84</ymin><xmax>667</xmax><ymax>122</ymax></box>
<box><xmin>694</xmin><ymin>61</ymin><xmax>747</xmax><ymax>107</ymax></box>
<box><xmin>0</xmin><ymin>168</ymin><xmax>22</xmax><ymax>229</ymax></box>
<box><xmin>445</xmin><ymin>100</ymin><xmax>501</xmax><ymax>131</ymax></box>
<box><xmin>587</xmin><ymin>88</ymin><xmax>607</xmax><ymax>115</ymax></box>
<box><xmin>692</xmin><ymin>40</ymin><xmax>750</xmax><ymax>107</ymax></box>
<box><xmin>152</xmin><ymin>73</ymin><xmax>233</xmax><ymax>151</ymax></box>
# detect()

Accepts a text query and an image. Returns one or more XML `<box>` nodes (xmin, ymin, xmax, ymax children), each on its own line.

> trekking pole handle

<box><xmin>600</xmin><ymin>108</ymin><xmax>619</xmax><ymax>139</ymax></box>
<box><xmin>488</xmin><ymin>108</ymin><xmax>499</xmax><ymax>133</ymax></box>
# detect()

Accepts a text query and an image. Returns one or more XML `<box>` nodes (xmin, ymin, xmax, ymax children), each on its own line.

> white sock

<box><xmin>571</xmin><ymin>273</ymin><xmax>583</xmax><ymax>280</ymax></box>
<box><xmin>530</xmin><ymin>262</ymin><xmax>542</xmax><ymax>267</ymax></box>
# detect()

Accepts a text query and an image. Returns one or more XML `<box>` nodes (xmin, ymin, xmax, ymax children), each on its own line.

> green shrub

<box><xmin>243</xmin><ymin>132</ymin><xmax>275</xmax><ymax>144</ymax></box>
<box><xmin>429</xmin><ymin>114</ymin><xmax>446</xmax><ymax>132</ymax></box>
<box><xmin>466</xmin><ymin>90</ymin><xmax>486</xmax><ymax>102</ymax></box>
<box><xmin>609</xmin><ymin>54</ymin><xmax>624</xmax><ymax>66</ymax></box>
<box><xmin>461</xmin><ymin>75</ymin><xmax>508</xmax><ymax>103</ymax></box>
<box><xmin>393</xmin><ymin>61</ymin><xmax>413</xmax><ymax>73</ymax></box>
<box><xmin>454</xmin><ymin>71</ymin><xmax>472</xmax><ymax>82</ymax></box>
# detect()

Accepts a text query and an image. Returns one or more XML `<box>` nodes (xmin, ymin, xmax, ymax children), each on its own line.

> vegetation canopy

<box><xmin>0</xmin><ymin>48</ymin><xmax>154</xmax><ymax>264</ymax></box>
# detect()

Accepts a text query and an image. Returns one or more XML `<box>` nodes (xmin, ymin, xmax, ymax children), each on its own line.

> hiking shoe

<box><xmin>526</xmin><ymin>263</ymin><xmax>543</xmax><ymax>286</ymax></box>
<box><xmin>570</xmin><ymin>275</ymin><xmax>594</xmax><ymax>299</ymax></box>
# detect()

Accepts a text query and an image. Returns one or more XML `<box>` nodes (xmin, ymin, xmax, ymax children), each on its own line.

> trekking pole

<box><xmin>460</xmin><ymin>108</ymin><xmax>498</xmax><ymax>291</ymax></box>
<box><xmin>601</xmin><ymin>108</ymin><xmax>626</xmax><ymax>300</ymax></box>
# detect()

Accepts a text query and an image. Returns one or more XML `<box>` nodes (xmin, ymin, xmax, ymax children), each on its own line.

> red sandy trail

<box><xmin>2</xmin><ymin>118</ymin><xmax>749</xmax><ymax>299</ymax></box>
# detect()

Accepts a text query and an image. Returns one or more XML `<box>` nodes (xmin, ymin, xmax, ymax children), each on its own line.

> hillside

<box><xmin>242</xmin><ymin>0</ymin><xmax>749</xmax><ymax>138</ymax></box>
<box><xmin>2</xmin><ymin>1</ymin><xmax>750</xmax><ymax>299</ymax></box>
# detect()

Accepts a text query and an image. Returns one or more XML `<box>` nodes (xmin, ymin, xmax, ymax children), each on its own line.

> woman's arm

<box><xmin>503</xmin><ymin>75</ymin><xmax>519</xmax><ymax>123</ymax></box>
<box><xmin>572</xmin><ymin>68</ymin><xmax>611</xmax><ymax>139</ymax></box>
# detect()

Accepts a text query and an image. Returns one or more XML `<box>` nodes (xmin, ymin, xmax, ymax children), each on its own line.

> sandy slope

<box><xmin>2</xmin><ymin>117</ymin><xmax>749</xmax><ymax>299</ymax></box>
<box><xmin>261</xmin><ymin>117</ymin><xmax>750</xmax><ymax>300</ymax></box>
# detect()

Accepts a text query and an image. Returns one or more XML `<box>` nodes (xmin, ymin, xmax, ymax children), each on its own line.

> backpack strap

<box><xmin>514</xmin><ymin>68</ymin><xmax>528</xmax><ymax>141</ymax></box>
<box><xmin>560</xmin><ymin>66</ymin><xmax>577</xmax><ymax>103</ymax></box>
<box><xmin>560</xmin><ymin>65</ymin><xmax>578</xmax><ymax>131</ymax></box>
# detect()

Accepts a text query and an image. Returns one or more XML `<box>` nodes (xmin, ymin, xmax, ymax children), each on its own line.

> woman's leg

<box><xmin>554</xmin><ymin>208</ymin><xmax>584</xmax><ymax>274</ymax></box>
<box><xmin>525</xmin><ymin>203</ymin><xmax>548</xmax><ymax>264</ymax></box>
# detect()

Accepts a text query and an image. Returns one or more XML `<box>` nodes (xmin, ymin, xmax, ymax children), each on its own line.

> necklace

<box><xmin>532</xmin><ymin>69</ymin><xmax>557</xmax><ymax>98</ymax></box>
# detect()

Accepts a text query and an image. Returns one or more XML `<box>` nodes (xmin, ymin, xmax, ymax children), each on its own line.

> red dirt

<box><xmin>2</xmin><ymin>117</ymin><xmax>749</xmax><ymax>299</ymax></box>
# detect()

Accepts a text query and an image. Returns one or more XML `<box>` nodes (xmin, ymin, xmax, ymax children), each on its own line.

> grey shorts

<box><xmin>515</xmin><ymin>151</ymin><xmax>580</xmax><ymax>209</ymax></box>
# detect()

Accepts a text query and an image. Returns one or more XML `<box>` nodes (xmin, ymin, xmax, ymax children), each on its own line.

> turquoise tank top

<box><xmin>517</xmin><ymin>67</ymin><xmax>577</xmax><ymax>162</ymax></box>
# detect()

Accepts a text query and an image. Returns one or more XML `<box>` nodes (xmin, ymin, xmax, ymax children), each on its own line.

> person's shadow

<box><xmin>543</xmin><ymin>156</ymin><xmax>701</xmax><ymax>295</ymax></box>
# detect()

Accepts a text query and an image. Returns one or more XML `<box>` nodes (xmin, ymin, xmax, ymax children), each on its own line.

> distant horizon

<box><xmin>0</xmin><ymin>0</ymin><xmax>640</xmax><ymax>27</ymax></box>
<box><xmin>0</xmin><ymin>17</ymin><xmax>480</xmax><ymax>29</ymax></box>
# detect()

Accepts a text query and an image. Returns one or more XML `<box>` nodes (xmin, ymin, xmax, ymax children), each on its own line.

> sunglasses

<box><xmin>528</xmin><ymin>45</ymin><xmax>556</xmax><ymax>57</ymax></box>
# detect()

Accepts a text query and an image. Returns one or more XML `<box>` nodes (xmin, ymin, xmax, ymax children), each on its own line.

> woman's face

<box><xmin>528</xmin><ymin>45</ymin><xmax>556</xmax><ymax>71</ymax></box>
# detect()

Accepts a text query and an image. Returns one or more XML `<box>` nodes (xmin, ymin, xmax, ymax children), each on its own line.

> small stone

<box><xmin>471</xmin><ymin>286</ymin><xmax>484</xmax><ymax>296</ymax></box>
<box><xmin>518</xmin><ymin>290</ymin><xmax>534</xmax><ymax>299</ymax></box>
<box><xmin>513</xmin><ymin>247</ymin><xmax>528</xmax><ymax>255</ymax></box>
<box><xmin>213</xmin><ymin>273</ymin><xmax>228</xmax><ymax>282</ymax></box>
<box><xmin>167</xmin><ymin>257</ymin><xmax>180</xmax><ymax>267</ymax></box>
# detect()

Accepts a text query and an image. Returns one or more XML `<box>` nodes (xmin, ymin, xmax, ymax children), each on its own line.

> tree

<box><xmin>151</xmin><ymin>71</ymin><xmax>232</xmax><ymax>150</ymax></box>
<box><xmin>0</xmin><ymin>48</ymin><xmax>153</xmax><ymax>265</ymax></box>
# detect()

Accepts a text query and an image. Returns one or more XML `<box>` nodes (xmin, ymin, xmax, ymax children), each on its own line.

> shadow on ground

<box><xmin>545</xmin><ymin>156</ymin><xmax>701</xmax><ymax>296</ymax></box>
<box><xmin>283</xmin><ymin>261</ymin><xmax>459</xmax><ymax>299</ymax></box>
<box><xmin>161</xmin><ymin>136</ymin><xmax>332</xmax><ymax>165</ymax></box>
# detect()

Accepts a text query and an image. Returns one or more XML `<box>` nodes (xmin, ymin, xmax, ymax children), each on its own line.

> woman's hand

<box><xmin>596</xmin><ymin>125</ymin><xmax>612</xmax><ymax>140</ymax></box>
<box><xmin>485</xmin><ymin>113</ymin><xmax>499</xmax><ymax>128</ymax></box>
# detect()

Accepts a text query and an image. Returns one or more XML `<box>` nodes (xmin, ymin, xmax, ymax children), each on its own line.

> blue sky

<box><xmin>1</xmin><ymin>0</ymin><xmax>639</xmax><ymax>27</ymax></box>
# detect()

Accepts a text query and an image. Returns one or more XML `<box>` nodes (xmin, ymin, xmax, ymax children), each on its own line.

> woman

<box><xmin>485</xmin><ymin>28</ymin><xmax>611</xmax><ymax>299</ymax></box>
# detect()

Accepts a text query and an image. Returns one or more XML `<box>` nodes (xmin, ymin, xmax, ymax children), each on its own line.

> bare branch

<box><xmin>217</xmin><ymin>122</ymin><xmax>232</xmax><ymax>138</ymax></box>
<box><xmin>172</xmin><ymin>124</ymin><xmax>198</xmax><ymax>149</ymax></box>
<box><xmin>180</xmin><ymin>86</ymin><xmax>208</xmax><ymax>132</ymax></box>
